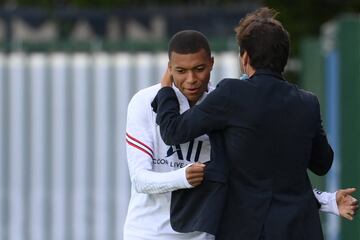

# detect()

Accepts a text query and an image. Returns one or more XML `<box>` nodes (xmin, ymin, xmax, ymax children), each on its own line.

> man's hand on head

<box><xmin>186</xmin><ymin>162</ymin><xmax>205</xmax><ymax>187</ymax></box>
<box><xmin>336</xmin><ymin>188</ymin><xmax>359</xmax><ymax>220</ymax></box>
<box><xmin>161</xmin><ymin>68</ymin><xmax>173</xmax><ymax>87</ymax></box>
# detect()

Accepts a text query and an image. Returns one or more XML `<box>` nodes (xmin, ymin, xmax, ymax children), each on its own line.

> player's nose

<box><xmin>186</xmin><ymin>71</ymin><xmax>197</xmax><ymax>84</ymax></box>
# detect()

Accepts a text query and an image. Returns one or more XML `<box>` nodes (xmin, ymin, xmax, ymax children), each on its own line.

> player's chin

<box><xmin>186</xmin><ymin>94</ymin><xmax>200</xmax><ymax>103</ymax></box>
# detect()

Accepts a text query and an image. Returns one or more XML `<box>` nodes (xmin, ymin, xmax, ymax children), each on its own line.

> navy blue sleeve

<box><xmin>155</xmin><ymin>79</ymin><xmax>233</xmax><ymax>145</ymax></box>
<box><xmin>308</xmin><ymin>95</ymin><xmax>334</xmax><ymax>176</ymax></box>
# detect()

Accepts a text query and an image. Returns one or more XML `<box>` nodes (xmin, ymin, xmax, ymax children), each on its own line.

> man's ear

<box><xmin>243</xmin><ymin>51</ymin><xmax>249</xmax><ymax>67</ymax></box>
<box><xmin>168</xmin><ymin>61</ymin><xmax>172</xmax><ymax>73</ymax></box>
<box><xmin>210</xmin><ymin>56</ymin><xmax>214</xmax><ymax>70</ymax></box>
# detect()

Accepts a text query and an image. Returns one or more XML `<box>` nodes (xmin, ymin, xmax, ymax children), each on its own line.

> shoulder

<box><xmin>297</xmin><ymin>87</ymin><xmax>319</xmax><ymax>105</ymax></box>
<box><xmin>295</xmin><ymin>87</ymin><xmax>321</xmax><ymax>118</ymax></box>
<box><xmin>216</xmin><ymin>78</ymin><xmax>243</xmax><ymax>89</ymax></box>
<box><xmin>215</xmin><ymin>78</ymin><xmax>252</xmax><ymax>96</ymax></box>
<box><xmin>129</xmin><ymin>83</ymin><xmax>161</xmax><ymax>109</ymax></box>
<box><xmin>127</xmin><ymin>84</ymin><xmax>161</xmax><ymax>125</ymax></box>
<box><xmin>217</xmin><ymin>78</ymin><xmax>241</xmax><ymax>85</ymax></box>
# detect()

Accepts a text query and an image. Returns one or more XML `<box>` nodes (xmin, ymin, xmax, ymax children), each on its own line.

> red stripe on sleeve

<box><xmin>126</xmin><ymin>139</ymin><xmax>154</xmax><ymax>160</ymax></box>
<box><xmin>126</xmin><ymin>133</ymin><xmax>154</xmax><ymax>155</ymax></box>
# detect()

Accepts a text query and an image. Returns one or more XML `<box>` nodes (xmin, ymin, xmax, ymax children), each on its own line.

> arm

<box><xmin>126</xmin><ymin>92</ymin><xmax>204</xmax><ymax>194</ymax></box>
<box><xmin>155</xmin><ymin>80</ymin><xmax>232</xmax><ymax>145</ymax></box>
<box><xmin>308</xmin><ymin>96</ymin><xmax>333</xmax><ymax>175</ymax></box>
<box><xmin>314</xmin><ymin>188</ymin><xmax>359</xmax><ymax>220</ymax></box>
<box><xmin>130</xmin><ymin>165</ymin><xmax>202</xmax><ymax>194</ymax></box>
<box><xmin>314</xmin><ymin>189</ymin><xmax>339</xmax><ymax>215</ymax></box>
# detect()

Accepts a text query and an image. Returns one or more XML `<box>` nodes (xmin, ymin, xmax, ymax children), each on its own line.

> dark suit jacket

<box><xmin>154</xmin><ymin>69</ymin><xmax>333</xmax><ymax>240</ymax></box>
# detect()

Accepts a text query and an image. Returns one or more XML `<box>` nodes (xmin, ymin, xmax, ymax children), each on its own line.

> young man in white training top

<box><xmin>123</xmin><ymin>30</ymin><xmax>358</xmax><ymax>240</ymax></box>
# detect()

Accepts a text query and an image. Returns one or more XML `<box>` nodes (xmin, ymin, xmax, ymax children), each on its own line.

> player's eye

<box><xmin>196</xmin><ymin>66</ymin><xmax>205</xmax><ymax>72</ymax></box>
<box><xmin>176</xmin><ymin>69</ymin><xmax>185</xmax><ymax>73</ymax></box>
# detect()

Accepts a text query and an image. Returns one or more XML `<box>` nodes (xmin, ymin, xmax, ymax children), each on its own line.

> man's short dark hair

<box><xmin>235</xmin><ymin>7</ymin><xmax>290</xmax><ymax>73</ymax></box>
<box><xmin>168</xmin><ymin>30</ymin><xmax>211</xmax><ymax>58</ymax></box>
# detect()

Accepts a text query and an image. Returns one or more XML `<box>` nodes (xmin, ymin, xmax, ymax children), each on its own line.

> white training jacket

<box><xmin>124</xmin><ymin>83</ymin><xmax>213</xmax><ymax>240</ymax></box>
<box><xmin>123</xmin><ymin>83</ymin><xmax>339</xmax><ymax>240</ymax></box>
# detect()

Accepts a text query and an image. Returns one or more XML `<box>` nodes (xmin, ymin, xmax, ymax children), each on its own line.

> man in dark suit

<box><xmin>154</xmin><ymin>7</ymin><xmax>334</xmax><ymax>240</ymax></box>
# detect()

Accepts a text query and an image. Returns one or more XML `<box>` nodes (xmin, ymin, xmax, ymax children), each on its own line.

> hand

<box><xmin>186</xmin><ymin>162</ymin><xmax>205</xmax><ymax>187</ymax></box>
<box><xmin>161</xmin><ymin>68</ymin><xmax>173</xmax><ymax>87</ymax></box>
<box><xmin>336</xmin><ymin>188</ymin><xmax>359</xmax><ymax>220</ymax></box>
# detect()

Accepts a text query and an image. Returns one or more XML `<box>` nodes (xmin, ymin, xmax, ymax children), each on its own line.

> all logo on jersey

<box><xmin>165</xmin><ymin>140</ymin><xmax>203</xmax><ymax>162</ymax></box>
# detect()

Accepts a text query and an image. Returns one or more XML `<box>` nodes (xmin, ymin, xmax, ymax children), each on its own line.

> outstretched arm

<box><xmin>314</xmin><ymin>188</ymin><xmax>358</xmax><ymax>220</ymax></box>
<box><xmin>336</xmin><ymin>188</ymin><xmax>358</xmax><ymax>220</ymax></box>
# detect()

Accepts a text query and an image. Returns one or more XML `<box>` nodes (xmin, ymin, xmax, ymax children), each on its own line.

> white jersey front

<box><xmin>123</xmin><ymin>83</ymin><xmax>213</xmax><ymax>240</ymax></box>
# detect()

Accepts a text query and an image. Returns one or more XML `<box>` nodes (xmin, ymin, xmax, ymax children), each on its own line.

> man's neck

<box><xmin>188</xmin><ymin>100</ymin><xmax>196</xmax><ymax>107</ymax></box>
<box><xmin>248</xmin><ymin>66</ymin><xmax>256</xmax><ymax>77</ymax></box>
